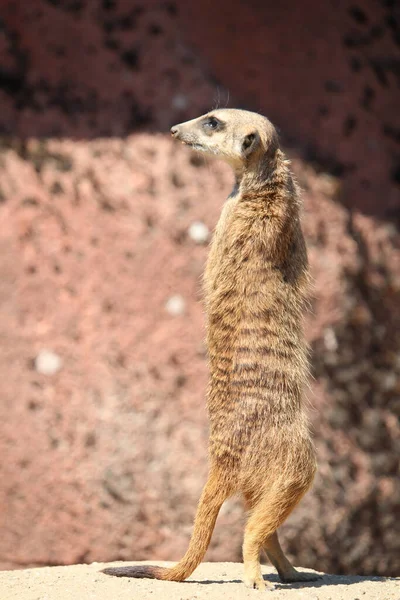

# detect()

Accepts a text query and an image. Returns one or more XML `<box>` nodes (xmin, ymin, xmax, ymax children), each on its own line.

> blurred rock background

<box><xmin>0</xmin><ymin>0</ymin><xmax>398</xmax><ymax>577</ymax></box>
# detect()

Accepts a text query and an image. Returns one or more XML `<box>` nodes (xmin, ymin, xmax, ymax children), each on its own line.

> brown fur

<box><xmin>103</xmin><ymin>109</ymin><xmax>319</xmax><ymax>590</ymax></box>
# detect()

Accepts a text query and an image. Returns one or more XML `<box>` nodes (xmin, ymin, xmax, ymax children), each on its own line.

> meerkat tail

<box><xmin>102</xmin><ymin>473</ymin><xmax>228</xmax><ymax>582</ymax></box>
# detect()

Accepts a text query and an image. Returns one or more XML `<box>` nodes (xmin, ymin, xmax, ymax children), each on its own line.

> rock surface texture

<box><xmin>0</xmin><ymin>0</ymin><xmax>399</xmax><ymax>579</ymax></box>
<box><xmin>1</xmin><ymin>562</ymin><xmax>399</xmax><ymax>600</ymax></box>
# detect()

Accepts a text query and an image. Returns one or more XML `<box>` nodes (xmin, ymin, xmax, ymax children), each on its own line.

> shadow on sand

<box><xmin>186</xmin><ymin>572</ymin><xmax>393</xmax><ymax>589</ymax></box>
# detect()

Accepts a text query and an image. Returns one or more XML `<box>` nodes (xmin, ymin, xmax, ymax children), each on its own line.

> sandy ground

<box><xmin>0</xmin><ymin>561</ymin><xmax>398</xmax><ymax>600</ymax></box>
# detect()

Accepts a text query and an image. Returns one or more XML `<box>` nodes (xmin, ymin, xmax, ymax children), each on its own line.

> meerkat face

<box><xmin>170</xmin><ymin>109</ymin><xmax>278</xmax><ymax>170</ymax></box>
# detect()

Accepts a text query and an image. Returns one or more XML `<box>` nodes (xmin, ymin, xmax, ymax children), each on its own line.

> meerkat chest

<box><xmin>205</xmin><ymin>196</ymin><xmax>239</xmax><ymax>290</ymax></box>
<box><xmin>214</xmin><ymin>196</ymin><xmax>238</xmax><ymax>244</ymax></box>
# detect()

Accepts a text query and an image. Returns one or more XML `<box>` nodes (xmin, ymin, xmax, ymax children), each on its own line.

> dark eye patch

<box><xmin>202</xmin><ymin>116</ymin><xmax>225</xmax><ymax>132</ymax></box>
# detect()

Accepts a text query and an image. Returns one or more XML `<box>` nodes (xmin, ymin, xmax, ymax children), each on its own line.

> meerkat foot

<box><xmin>244</xmin><ymin>562</ymin><xmax>274</xmax><ymax>591</ymax></box>
<box><xmin>244</xmin><ymin>575</ymin><xmax>274</xmax><ymax>591</ymax></box>
<box><xmin>263</xmin><ymin>532</ymin><xmax>321</xmax><ymax>585</ymax></box>
<box><xmin>279</xmin><ymin>568</ymin><xmax>322</xmax><ymax>583</ymax></box>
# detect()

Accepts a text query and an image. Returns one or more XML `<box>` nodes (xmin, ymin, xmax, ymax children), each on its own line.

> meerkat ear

<box><xmin>241</xmin><ymin>131</ymin><xmax>259</xmax><ymax>157</ymax></box>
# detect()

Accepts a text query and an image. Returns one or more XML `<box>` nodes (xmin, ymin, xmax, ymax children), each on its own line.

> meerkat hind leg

<box><xmin>242</xmin><ymin>484</ymin><xmax>318</xmax><ymax>590</ymax></box>
<box><xmin>264</xmin><ymin>531</ymin><xmax>321</xmax><ymax>583</ymax></box>
<box><xmin>242</xmin><ymin>502</ymin><xmax>279</xmax><ymax>591</ymax></box>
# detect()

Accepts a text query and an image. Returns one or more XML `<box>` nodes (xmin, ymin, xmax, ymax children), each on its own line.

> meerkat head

<box><xmin>170</xmin><ymin>109</ymin><xmax>279</xmax><ymax>173</ymax></box>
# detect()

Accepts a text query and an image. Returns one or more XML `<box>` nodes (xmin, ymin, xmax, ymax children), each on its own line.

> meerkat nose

<box><xmin>170</xmin><ymin>125</ymin><xmax>179</xmax><ymax>137</ymax></box>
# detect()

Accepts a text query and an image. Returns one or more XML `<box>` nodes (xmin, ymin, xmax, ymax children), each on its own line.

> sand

<box><xmin>0</xmin><ymin>561</ymin><xmax>398</xmax><ymax>600</ymax></box>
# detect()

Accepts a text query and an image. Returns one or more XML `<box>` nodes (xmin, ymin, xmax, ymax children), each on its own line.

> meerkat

<box><xmin>103</xmin><ymin>109</ymin><xmax>320</xmax><ymax>590</ymax></box>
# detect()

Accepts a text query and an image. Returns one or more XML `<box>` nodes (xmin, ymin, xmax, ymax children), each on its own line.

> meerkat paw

<box><xmin>280</xmin><ymin>569</ymin><xmax>322</xmax><ymax>583</ymax></box>
<box><xmin>244</xmin><ymin>575</ymin><xmax>274</xmax><ymax>591</ymax></box>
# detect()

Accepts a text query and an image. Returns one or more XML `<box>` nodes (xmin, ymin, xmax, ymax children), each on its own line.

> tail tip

<box><xmin>101</xmin><ymin>565</ymin><xmax>161</xmax><ymax>579</ymax></box>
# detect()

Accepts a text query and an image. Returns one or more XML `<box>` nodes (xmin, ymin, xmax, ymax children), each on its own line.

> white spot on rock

<box><xmin>172</xmin><ymin>93</ymin><xmax>188</xmax><ymax>110</ymax></box>
<box><xmin>381</xmin><ymin>371</ymin><xmax>397</xmax><ymax>391</ymax></box>
<box><xmin>323</xmin><ymin>328</ymin><xmax>338</xmax><ymax>352</ymax></box>
<box><xmin>165</xmin><ymin>295</ymin><xmax>186</xmax><ymax>316</ymax></box>
<box><xmin>35</xmin><ymin>349</ymin><xmax>63</xmax><ymax>375</ymax></box>
<box><xmin>188</xmin><ymin>221</ymin><xmax>209</xmax><ymax>244</ymax></box>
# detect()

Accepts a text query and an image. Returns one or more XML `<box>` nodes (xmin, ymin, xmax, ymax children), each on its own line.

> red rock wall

<box><xmin>181</xmin><ymin>0</ymin><xmax>400</xmax><ymax>219</ymax></box>
<box><xmin>0</xmin><ymin>0</ymin><xmax>398</xmax><ymax>577</ymax></box>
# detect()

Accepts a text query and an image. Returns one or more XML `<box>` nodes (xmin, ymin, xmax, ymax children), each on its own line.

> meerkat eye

<box><xmin>203</xmin><ymin>117</ymin><xmax>220</xmax><ymax>130</ymax></box>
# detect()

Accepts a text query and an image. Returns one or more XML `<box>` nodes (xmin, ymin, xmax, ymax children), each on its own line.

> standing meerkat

<box><xmin>103</xmin><ymin>109</ymin><xmax>320</xmax><ymax>590</ymax></box>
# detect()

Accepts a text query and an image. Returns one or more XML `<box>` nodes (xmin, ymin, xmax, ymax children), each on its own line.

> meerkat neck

<box><xmin>235</xmin><ymin>149</ymin><xmax>287</xmax><ymax>198</ymax></box>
